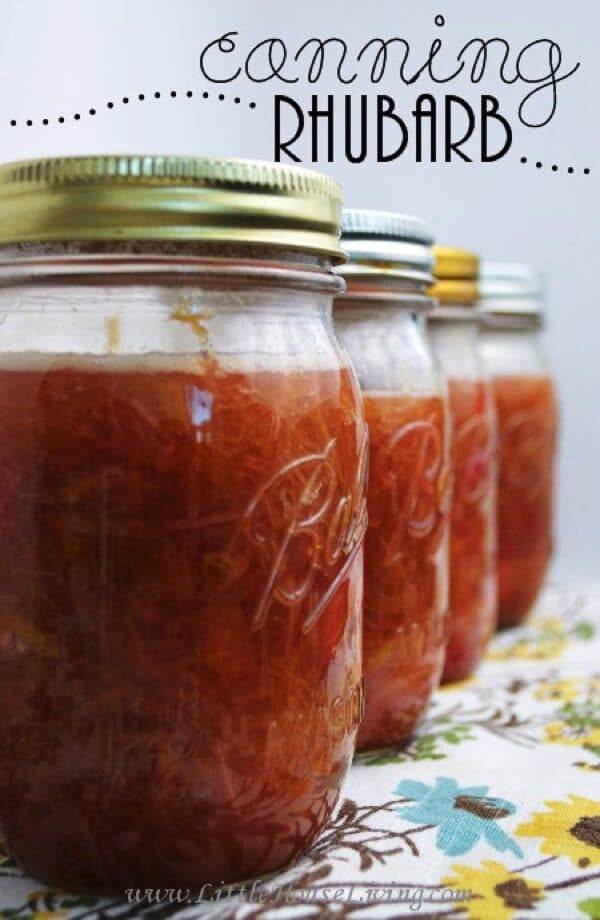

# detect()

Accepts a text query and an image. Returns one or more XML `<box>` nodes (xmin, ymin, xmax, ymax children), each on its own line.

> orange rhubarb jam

<box><xmin>494</xmin><ymin>375</ymin><xmax>558</xmax><ymax>625</ymax></box>
<box><xmin>358</xmin><ymin>392</ymin><xmax>449</xmax><ymax>749</ymax></box>
<box><xmin>0</xmin><ymin>359</ymin><xmax>366</xmax><ymax>891</ymax></box>
<box><xmin>442</xmin><ymin>378</ymin><xmax>497</xmax><ymax>681</ymax></box>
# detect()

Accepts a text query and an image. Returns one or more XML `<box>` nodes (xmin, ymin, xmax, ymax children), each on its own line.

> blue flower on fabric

<box><xmin>394</xmin><ymin>777</ymin><xmax>524</xmax><ymax>858</ymax></box>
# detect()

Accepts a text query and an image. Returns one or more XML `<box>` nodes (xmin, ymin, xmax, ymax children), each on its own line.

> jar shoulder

<box><xmin>479</xmin><ymin>329</ymin><xmax>550</xmax><ymax>377</ymax></box>
<box><xmin>335</xmin><ymin>310</ymin><xmax>443</xmax><ymax>395</ymax></box>
<box><xmin>0</xmin><ymin>282</ymin><xmax>349</xmax><ymax>373</ymax></box>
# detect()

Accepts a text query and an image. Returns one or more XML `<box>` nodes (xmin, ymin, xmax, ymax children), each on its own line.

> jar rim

<box><xmin>0</xmin><ymin>245</ymin><xmax>345</xmax><ymax>295</ymax></box>
<box><xmin>428</xmin><ymin>303</ymin><xmax>480</xmax><ymax>321</ymax></box>
<box><xmin>479</xmin><ymin>307</ymin><xmax>544</xmax><ymax>331</ymax></box>
<box><xmin>335</xmin><ymin>273</ymin><xmax>435</xmax><ymax>312</ymax></box>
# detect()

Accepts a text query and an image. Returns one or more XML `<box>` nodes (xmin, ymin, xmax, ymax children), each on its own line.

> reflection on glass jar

<box><xmin>479</xmin><ymin>263</ymin><xmax>558</xmax><ymax>627</ymax></box>
<box><xmin>335</xmin><ymin>211</ymin><xmax>450</xmax><ymax>750</ymax></box>
<box><xmin>428</xmin><ymin>246</ymin><xmax>498</xmax><ymax>683</ymax></box>
<box><xmin>0</xmin><ymin>156</ymin><xmax>367</xmax><ymax>893</ymax></box>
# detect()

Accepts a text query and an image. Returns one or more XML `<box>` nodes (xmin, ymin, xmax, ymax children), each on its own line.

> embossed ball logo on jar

<box><xmin>243</xmin><ymin>429</ymin><xmax>368</xmax><ymax>632</ymax></box>
<box><xmin>331</xmin><ymin>676</ymin><xmax>366</xmax><ymax>742</ymax></box>
<box><xmin>376</xmin><ymin>417</ymin><xmax>445</xmax><ymax>567</ymax></box>
<box><xmin>454</xmin><ymin>414</ymin><xmax>495</xmax><ymax>506</ymax></box>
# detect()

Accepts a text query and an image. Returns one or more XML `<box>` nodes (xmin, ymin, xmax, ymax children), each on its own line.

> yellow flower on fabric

<box><xmin>534</xmin><ymin>678</ymin><xmax>582</xmax><ymax>702</ymax></box>
<box><xmin>536</xmin><ymin>616</ymin><xmax>568</xmax><ymax>632</ymax></box>
<box><xmin>516</xmin><ymin>795</ymin><xmax>600</xmax><ymax>868</ymax></box>
<box><xmin>487</xmin><ymin>638</ymin><xmax>566</xmax><ymax>662</ymax></box>
<box><xmin>534</xmin><ymin>677</ymin><xmax>600</xmax><ymax>703</ymax></box>
<box><xmin>442</xmin><ymin>860</ymin><xmax>544</xmax><ymax>920</ymax></box>
<box><xmin>487</xmin><ymin>617</ymin><xmax>568</xmax><ymax>661</ymax></box>
<box><xmin>545</xmin><ymin>721</ymin><xmax>600</xmax><ymax>748</ymax></box>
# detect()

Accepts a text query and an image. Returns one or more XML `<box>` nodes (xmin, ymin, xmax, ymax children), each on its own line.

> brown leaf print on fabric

<box><xmin>494</xmin><ymin>876</ymin><xmax>544</xmax><ymax>909</ymax></box>
<box><xmin>455</xmin><ymin>796</ymin><xmax>513</xmax><ymax>820</ymax></box>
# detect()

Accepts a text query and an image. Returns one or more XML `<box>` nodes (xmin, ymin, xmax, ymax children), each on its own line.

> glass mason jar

<box><xmin>479</xmin><ymin>263</ymin><xmax>558</xmax><ymax>626</ymax></box>
<box><xmin>428</xmin><ymin>247</ymin><xmax>497</xmax><ymax>682</ymax></box>
<box><xmin>0</xmin><ymin>156</ymin><xmax>368</xmax><ymax>893</ymax></box>
<box><xmin>334</xmin><ymin>211</ymin><xmax>450</xmax><ymax>751</ymax></box>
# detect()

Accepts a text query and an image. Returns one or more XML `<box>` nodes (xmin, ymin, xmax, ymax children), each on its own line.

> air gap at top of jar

<box><xmin>334</xmin><ymin>210</ymin><xmax>451</xmax><ymax>751</ymax></box>
<box><xmin>479</xmin><ymin>262</ymin><xmax>558</xmax><ymax>627</ymax></box>
<box><xmin>428</xmin><ymin>246</ymin><xmax>498</xmax><ymax>683</ymax></box>
<box><xmin>0</xmin><ymin>155</ymin><xmax>368</xmax><ymax>894</ymax></box>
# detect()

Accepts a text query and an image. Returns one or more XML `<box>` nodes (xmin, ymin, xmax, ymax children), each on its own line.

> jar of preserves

<box><xmin>479</xmin><ymin>263</ymin><xmax>558</xmax><ymax>626</ymax></box>
<box><xmin>334</xmin><ymin>211</ymin><xmax>450</xmax><ymax>750</ymax></box>
<box><xmin>0</xmin><ymin>156</ymin><xmax>368</xmax><ymax>893</ymax></box>
<box><xmin>428</xmin><ymin>247</ymin><xmax>497</xmax><ymax>683</ymax></box>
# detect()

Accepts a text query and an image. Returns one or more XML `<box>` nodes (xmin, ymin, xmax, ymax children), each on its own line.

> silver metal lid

<box><xmin>479</xmin><ymin>261</ymin><xmax>545</xmax><ymax>328</ymax></box>
<box><xmin>342</xmin><ymin>209</ymin><xmax>433</xmax><ymax>244</ymax></box>
<box><xmin>338</xmin><ymin>209</ymin><xmax>435</xmax><ymax>288</ymax></box>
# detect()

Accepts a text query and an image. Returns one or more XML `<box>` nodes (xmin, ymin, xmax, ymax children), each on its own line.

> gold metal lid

<box><xmin>0</xmin><ymin>155</ymin><xmax>344</xmax><ymax>262</ymax></box>
<box><xmin>430</xmin><ymin>244</ymin><xmax>479</xmax><ymax>305</ymax></box>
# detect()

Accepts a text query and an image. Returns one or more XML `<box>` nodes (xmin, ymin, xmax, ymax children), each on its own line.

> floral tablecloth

<box><xmin>1</xmin><ymin>582</ymin><xmax>599</xmax><ymax>920</ymax></box>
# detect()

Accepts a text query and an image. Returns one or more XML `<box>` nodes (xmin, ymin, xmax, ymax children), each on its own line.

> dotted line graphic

<box><xmin>521</xmin><ymin>156</ymin><xmax>591</xmax><ymax>175</ymax></box>
<box><xmin>9</xmin><ymin>89</ymin><xmax>257</xmax><ymax>128</ymax></box>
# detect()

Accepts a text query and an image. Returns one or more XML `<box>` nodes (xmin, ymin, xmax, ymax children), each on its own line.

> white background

<box><xmin>0</xmin><ymin>0</ymin><xmax>598</xmax><ymax>579</ymax></box>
